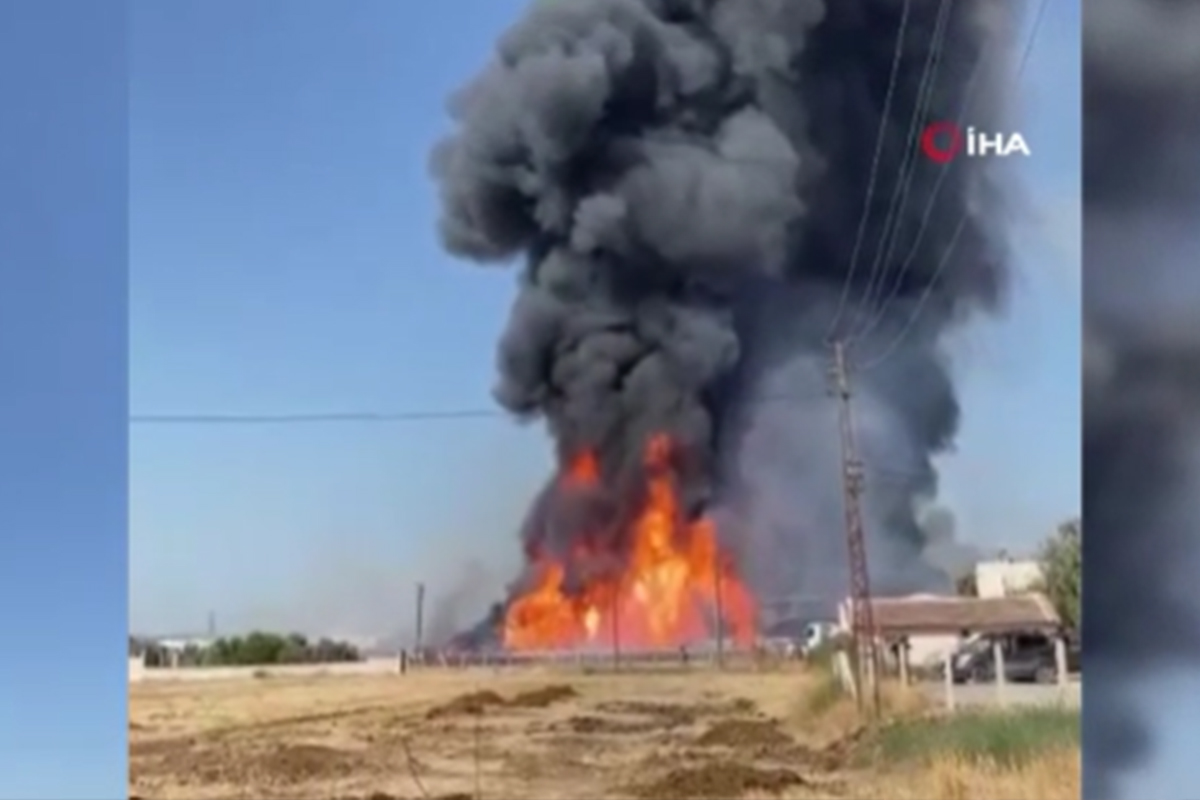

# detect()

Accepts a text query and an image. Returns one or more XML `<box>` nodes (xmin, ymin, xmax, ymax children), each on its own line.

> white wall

<box><xmin>975</xmin><ymin>559</ymin><xmax>1043</xmax><ymax>599</ymax></box>
<box><xmin>907</xmin><ymin>634</ymin><xmax>962</xmax><ymax>666</ymax></box>
<box><xmin>128</xmin><ymin>656</ymin><xmax>402</xmax><ymax>683</ymax></box>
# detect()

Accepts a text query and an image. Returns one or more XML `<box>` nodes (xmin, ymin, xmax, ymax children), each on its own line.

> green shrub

<box><xmin>198</xmin><ymin>632</ymin><xmax>362</xmax><ymax>667</ymax></box>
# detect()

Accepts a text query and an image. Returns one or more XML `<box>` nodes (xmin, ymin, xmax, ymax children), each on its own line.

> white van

<box><xmin>802</xmin><ymin>621</ymin><xmax>838</xmax><ymax>654</ymax></box>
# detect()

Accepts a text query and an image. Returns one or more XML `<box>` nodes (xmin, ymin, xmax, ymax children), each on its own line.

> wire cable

<box><xmin>129</xmin><ymin>409</ymin><xmax>502</xmax><ymax>425</ymax></box>
<box><xmin>848</xmin><ymin>0</ymin><xmax>952</xmax><ymax>338</ymax></box>
<box><xmin>848</xmin><ymin>41</ymin><xmax>992</xmax><ymax>346</ymax></box>
<box><xmin>129</xmin><ymin>388</ymin><xmax>835</xmax><ymax>426</ymax></box>
<box><xmin>853</xmin><ymin>0</ymin><xmax>1049</xmax><ymax>373</ymax></box>
<box><xmin>821</xmin><ymin>0</ymin><xmax>913</xmax><ymax>342</ymax></box>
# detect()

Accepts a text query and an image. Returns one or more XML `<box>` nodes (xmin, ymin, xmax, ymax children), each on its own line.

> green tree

<box><xmin>237</xmin><ymin>631</ymin><xmax>288</xmax><ymax>664</ymax></box>
<box><xmin>194</xmin><ymin>632</ymin><xmax>361</xmax><ymax>666</ymax></box>
<box><xmin>278</xmin><ymin>633</ymin><xmax>309</xmax><ymax>663</ymax></box>
<box><xmin>1038</xmin><ymin>518</ymin><xmax>1081</xmax><ymax>632</ymax></box>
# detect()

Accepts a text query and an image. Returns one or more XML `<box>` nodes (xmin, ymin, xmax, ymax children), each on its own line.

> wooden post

<box><xmin>898</xmin><ymin>639</ymin><xmax>910</xmax><ymax>686</ymax></box>
<box><xmin>993</xmin><ymin>640</ymin><xmax>1007</xmax><ymax>706</ymax></box>
<box><xmin>837</xmin><ymin>650</ymin><xmax>857</xmax><ymax>698</ymax></box>
<box><xmin>1054</xmin><ymin>635</ymin><xmax>1068</xmax><ymax>687</ymax></box>
<box><xmin>943</xmin><ymin>649</ymin><xmax>955</xmax><ymax>711</ymax></box>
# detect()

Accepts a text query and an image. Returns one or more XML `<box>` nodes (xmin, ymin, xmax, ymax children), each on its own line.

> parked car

<box><xmin>948</xmin><ymin>632</ymin><xmax>1078</xmax><ymax>684</ymax></box>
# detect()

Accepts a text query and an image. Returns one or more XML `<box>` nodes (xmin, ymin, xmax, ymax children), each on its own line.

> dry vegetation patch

<box><xmin>129</xmin><ymin>665</ymin><xmax>1079</xmax><ymax>800</ymax></box>
<box><xmin>631</xmin><ymin>762</ymin><xmax>809</xmax><ymax>800</ymax></box>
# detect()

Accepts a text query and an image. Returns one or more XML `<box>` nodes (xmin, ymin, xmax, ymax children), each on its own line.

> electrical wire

<box><xmin>849</xmin><ymin>0</ymin><xmax>953</xmax><ymax>337</ymax></box>
<box><xmin>129</xmin><ymin>409</ymin><xmax>501</xmax><ymax>425</ymax></box>
<box><xmin>129</xmin><ymin>388</ymin><xmax>834</xmax><ymax>426</ymax></box>
<box><xmin>821</xmin><ymin>0</ymin><xmax>913</xmax><ymax>343</ymax></box>
<box><xmin>852</xmin><ymin>0</ymin><xmax>1049</xmax><ymax>373</ymax></box>
<box><xmin>847</xmin><ymin>32</ymin><xmax>993</xmax><ymax>346</ymax></box>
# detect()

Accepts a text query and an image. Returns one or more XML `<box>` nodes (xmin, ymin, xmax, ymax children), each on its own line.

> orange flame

<box><xmin>503</xmin><ymin>433</ymin><xmax>757</xmax><ymax>650</ymax></box>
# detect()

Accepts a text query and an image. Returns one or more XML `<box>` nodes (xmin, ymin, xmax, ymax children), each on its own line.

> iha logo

<box><xmin>919</xmin><ymin>121</ymin><xmax>1031</xmax><ymax>164</ymax></box>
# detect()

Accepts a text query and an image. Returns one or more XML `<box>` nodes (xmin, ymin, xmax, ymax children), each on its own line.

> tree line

<box><xmin>1037</xmin><ymin>517</ymin><xmax>1081</xmax><ymax>633</ymax></box>
<box><xmin>131</xmin><ymin>632</ymin><xmax>362</xmax><ymax>667</ymax></box>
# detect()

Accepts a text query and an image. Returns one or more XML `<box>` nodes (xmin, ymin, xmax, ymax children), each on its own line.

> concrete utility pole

<box><xmin>829</xmin><ymin>340</ymin><xmax>881</xmax><ymax>717</ymax></box>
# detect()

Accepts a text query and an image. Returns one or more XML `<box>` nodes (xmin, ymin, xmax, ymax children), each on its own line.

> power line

<box><xmin>847</xmin><ymin>21</ymin><xmax>994</xmax><ymax>345</ymax></box>
<box><xmin>129</xmin><ymin>388</ymin><xmax>834</xmax><ymax>426</ymax></box>
<box><xmin>129</xmin><ymin>409</ymin><xmax>500</xmax><ymax>425</ymax></box>
<box><xmin>853</xmin><ymin>0</ymin><xmax>1049</xmax><ymax>371</ymax></box>
<box><xmin>850</xmin><ymin>0</ymin><xmax>953</xmax><ymax>335</ymax></box>
<box><xmin>823</xmin><ymin>0</ymin><xmax>913</xmax><ymax>342</ymax></box>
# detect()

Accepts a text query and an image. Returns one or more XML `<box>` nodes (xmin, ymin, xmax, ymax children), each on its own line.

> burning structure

<box><xmin>431</xmin><ymin>0</ymin><xmax>1019</xmax><ymax>652</ymax></box>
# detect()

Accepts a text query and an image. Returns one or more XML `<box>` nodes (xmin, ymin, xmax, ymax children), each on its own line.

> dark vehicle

<box><xmin>950</xmin><ymin>632</ymin><xmax>1079</xmax><ymax>684</ymax></box>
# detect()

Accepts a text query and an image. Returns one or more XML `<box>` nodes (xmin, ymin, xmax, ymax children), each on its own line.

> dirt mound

<box><xmin>509</xmin><ymin>683</ymin><xmax>578</xmax><ymax>708</ymax></box>
<box><xmin>712</xmin><ymin>697</ymin><xmax>759</xmax><ymax>715</ymax></box>
<box><xmin>596</xmin><ymin>701</ymin><xmax>697</xmax><ymax>726</ymax></box>
<box><xmin>330</xmin><ymin>794</ymin><xmax>471</xmax><ymax>800</ymax></box>
<box><xmin>425</xmin><ymin>689</ymin><xmax>506</xmax><ymax>719</ymax></box>
<box><xmin>812</xmin><ymin>724</ymin><xmax>868</xmax><ymax>769</ymax></box>
<box><xmin>139</xmin><ymin>740</ymin><xmax>363</xmax><ymax>785</ymax></box>
<box><xmin>425</xmin><ymin>685</ymin><xmax>577</xmax><ymax>718</ymax></box>
<box><xmin>253</xmin><ymin>743</ymin><xmax>361</xmax><ymax>781</ymax></box>
<box><xmin>633</xmin><ymin>762</ymin><xmax>807</xmax><ymax>799</ymax></box>
<box><xmin>562</xmin><ymin>714</ymin><xmax>658</xmax><ymax>735</ymax></box>
<box><xmin>695</xmin><ymin>719</ymin><xmax>793</xmax><ymax>749</ymax></box>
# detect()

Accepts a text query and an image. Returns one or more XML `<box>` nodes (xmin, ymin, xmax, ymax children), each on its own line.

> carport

<box><xmin>841</xmin><ymin>593</ymin><xmax>1069</xmax><ymax>709</ymax></box>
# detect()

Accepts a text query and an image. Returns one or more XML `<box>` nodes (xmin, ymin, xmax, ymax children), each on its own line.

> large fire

<box><xmin>503</xmin><ymin>434</ymin><xmax>757</xmax><ymax>650</ymax></box>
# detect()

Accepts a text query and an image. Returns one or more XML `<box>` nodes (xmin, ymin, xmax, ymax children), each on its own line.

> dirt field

<box><xmin>129</xmin><ymin>665</ymin><xmax>1079</xmax><ymax>800</ymax></box>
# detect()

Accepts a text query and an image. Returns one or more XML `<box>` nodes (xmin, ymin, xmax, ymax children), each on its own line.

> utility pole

<box><xmin>611</xmin><ymin>587</ymin><xmax>621</xmax><ymax>671</ymax></box>
<box><xmin>829</xmin><ymin>340</ymin><xmax>882</xmax><ymax>717</ymax></box>
<box><xmin>414</xmin><ymin>582</ymin><xmax>426</xmax><ymax>659</ymax></box>
<box><xmin>713</xmin><ymin>565</ymin><xmax>725</xmax><ymax>669</ymax></box>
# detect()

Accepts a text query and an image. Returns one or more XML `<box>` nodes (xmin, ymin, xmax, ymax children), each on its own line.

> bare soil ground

<box><xmin>129</xmin><ymin>665</ymin><xmax>1077</xmax><ymax>800</ymax></box>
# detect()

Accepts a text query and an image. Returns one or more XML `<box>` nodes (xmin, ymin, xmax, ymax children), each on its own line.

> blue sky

<box><xmin>129</xmin><ymin>0</ymin><xmax>1080</xmax><ymax>638</ymax></box>
<box><xmin>0</xmin><ymin>2</ymin><xmax>127</xmax><ymax>796</ymax></box>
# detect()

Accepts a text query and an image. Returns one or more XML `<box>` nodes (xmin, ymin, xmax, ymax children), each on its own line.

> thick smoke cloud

<box><xmin>433</xmin><ymin>0</ymin><xmax>1018</xmax><ymax>615</ymax></box>
<box><xmin>1082</xmin><ymin>1</ymin><xmax>1200</xmax><ymax>796</ymax></box>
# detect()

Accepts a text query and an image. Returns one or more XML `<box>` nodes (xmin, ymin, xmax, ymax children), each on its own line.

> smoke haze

<box><xmin>1082</xmin><ymin>0</ymin><xmax>1200</xmax><ymax>796</ymax></box>
<box><xmin>433</xmin><ymin>0</ymin><xmax>1022</xmax><ymax>618</ymax></box>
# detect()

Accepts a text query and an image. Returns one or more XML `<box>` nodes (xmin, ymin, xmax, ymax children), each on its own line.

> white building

<box><xmin>975</xmin><ymin>557</ymin><xmax>1043</xmax><ymax>599</ymax></box>
<box><xmin>838</xmin><ymin>593</ymin><xmax>1062</xmax><ymax>675</ymax></box>
<box><xmin>838</xmin><ymin>594</ymin><xmax>960</xmax><ymax>667</ymax></box>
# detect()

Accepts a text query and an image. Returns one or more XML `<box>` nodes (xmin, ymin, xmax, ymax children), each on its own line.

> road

<box><xmin>920</xmin><ymin>679</ymin><xmax>1081</xmax><ymax>709</ymax></box>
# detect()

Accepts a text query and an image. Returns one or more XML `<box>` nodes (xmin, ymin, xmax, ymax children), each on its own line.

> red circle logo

<box><xmin>920</xmin><ymin>121</ymin><xmax>962</xmax><ymax>164</ymax></box>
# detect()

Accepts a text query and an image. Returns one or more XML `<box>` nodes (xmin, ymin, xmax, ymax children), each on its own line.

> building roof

<box><xmin>849</xmin><ymin>593</ymin><xmax>1061</xmax><ymax>636</ymax></box>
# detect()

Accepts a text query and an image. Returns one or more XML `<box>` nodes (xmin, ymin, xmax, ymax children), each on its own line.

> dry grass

<box><xmin>856</xmin><ymin>748</ymin><xmax>1080</xmax><ymax>800</ymax></box>
<box><xmin>129</xmin><ymin>663</ymin><xmax>1079</xmax><ymax>800</ymax></box>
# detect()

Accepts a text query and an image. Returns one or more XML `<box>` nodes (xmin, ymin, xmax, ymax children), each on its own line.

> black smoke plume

<box><xmin>432</xmin><ymin>0</ymin><xmax>1019</xmax><ymax>623</ymax></box>
<box><xmin>1083</xmin><ymin>1</ymin><xmax>1200</xmax><ymax>796</ymax></box>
